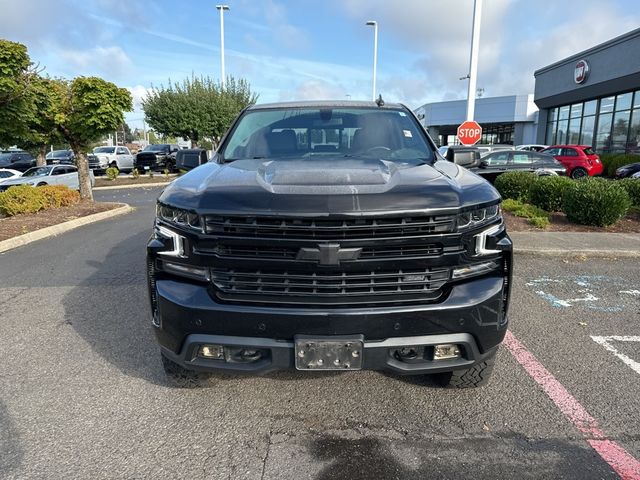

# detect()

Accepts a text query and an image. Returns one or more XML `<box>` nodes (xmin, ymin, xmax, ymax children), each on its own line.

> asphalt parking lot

<box><xmin>1</xmin><ymin>186</ymin><xmax>639</xmax><ymax>479</ymax></box>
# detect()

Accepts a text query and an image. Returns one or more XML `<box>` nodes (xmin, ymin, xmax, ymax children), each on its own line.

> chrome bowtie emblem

<box><xmin>296</xmin><ymin>244</ymin><xmax>362</xmax><ymax>265</ymax></box>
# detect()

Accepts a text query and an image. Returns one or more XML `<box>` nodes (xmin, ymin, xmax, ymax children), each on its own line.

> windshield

<box><xmin>94</xmin><ymin>147</ymin><xmax>115</xmax><ymax>154</ymax></box>
<box><xmin>23</xmin><ymin>166</ymin><xmax>52</xmax><ymax>177</ymax></box>
<box><xmin>0</xmin><ymin>153</ymin><xmax>14</xmax><ymax>162</ymax></box>
<box><xmin>48</xmin><ymin>150</ymin><xmax>69</xmax><ymax>158</ymax></box>
<box><xmin>221</xmin><ymin>107</ymin><xmax>434</xmax><ymax>163</ymax></box>
<box><xmin>144</xmin><ymin>144</ymin><xmax>169</xmax><ymax>152</ymax></box>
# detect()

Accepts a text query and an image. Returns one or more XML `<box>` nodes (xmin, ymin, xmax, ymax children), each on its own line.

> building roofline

<box><xmin>534</xmin><ymin>27</ymin><xmax>640</xmax><ymax>77</ymax></box>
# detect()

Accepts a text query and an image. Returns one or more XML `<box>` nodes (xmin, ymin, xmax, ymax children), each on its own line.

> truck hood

<box><xmin>158</xmin><ymin>157</ymin><xmax>499</xmax><ymax>215</ymax></box>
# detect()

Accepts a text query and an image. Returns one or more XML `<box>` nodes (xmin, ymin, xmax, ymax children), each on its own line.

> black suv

<box><xmin>147</xmin><ymin>101</ymin><xmax>512</xmax><ymax>388</ymax></box>
<box><xmin>0</xmin><ymin>150</ymin><xmax>36</xmax><ymax>172</ymax></box>
<box><xmin>135</xmin><ymin>144</ymin><xmax>180</xmax><ymax>172</ymax></box>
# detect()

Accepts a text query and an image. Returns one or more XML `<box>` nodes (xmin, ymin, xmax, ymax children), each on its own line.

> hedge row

<box><xmin>0</xmin><ymin>185</ymin><xmax>80</xmax><ymax>217</ymax></box>
<box><xmin>496</xmin><ymin>172</ymin><xmax>636</xmax><ymax>227</ymax></box>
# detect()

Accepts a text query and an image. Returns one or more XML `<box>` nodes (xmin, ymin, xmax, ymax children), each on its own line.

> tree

<box><xmin>143</xmin><ymin>75</ymin><xmax>257</xmax><ymax>147</ymax></box>
<box><xmin>55</xmin><ymin>77</ymin><xmax>132</xmax><ymax>200</ymax></box>
<box><xmin>0</xmin><ymin>39</ymin><xmax>40</xmax><ymax>147</ymax></box>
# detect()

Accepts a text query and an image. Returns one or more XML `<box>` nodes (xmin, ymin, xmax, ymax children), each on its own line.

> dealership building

<box><xmin>417</xmin><ymin>27</ymin><xmax>640</xmax><ymax>153</ymax></box>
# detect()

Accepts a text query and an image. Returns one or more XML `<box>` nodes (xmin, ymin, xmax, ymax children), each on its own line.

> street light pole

<box><xmin>366</xmin><ymin>20</ymin><xmax>378</xmax><ymax>101</ymax></box>
<box><xmin>216</xmin><ymin>5</ymin><xmax>230</xmax><ymax>89</ymax></box>
<box><xmin>465</xmin><ymin>0</ymin><xmax>482</xmax><ymax>121</ymax></box>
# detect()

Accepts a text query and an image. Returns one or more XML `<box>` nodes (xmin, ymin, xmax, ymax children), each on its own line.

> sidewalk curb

<box><xmin>93</xmin><ymin>182</ymin><xmax>170</xmax><ymax>191</ymax></box>
<box><xmin>0</xmin><ymin>204</ymin><xmax>134</xmax><ymax>254</ymax></box>
<box><xmin>513</xmin><ymin>247</ymin><xmax>640</xmax><ymax>258</ymax></box>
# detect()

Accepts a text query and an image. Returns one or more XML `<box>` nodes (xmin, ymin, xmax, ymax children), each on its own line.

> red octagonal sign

<box><xmin>457</xmin><ymin>121</ymin><xmax>482</xmax><ymax>146</ymax></box>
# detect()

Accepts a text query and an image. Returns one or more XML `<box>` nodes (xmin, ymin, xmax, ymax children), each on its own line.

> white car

<box><xmin>516</xmin><ymin>144</ymin><xmax>548</xmax><ymax>152</ymax></box>
<box><xmin>0</xmin><ymin>168</ymin><xmax>22</xmax><ymax>183</ymax></box>
<box><xmin>91</xmin><ymin>146</ymin><xmax>135</xmax><ymax>172</ymax></box>
<box><xmin>0</xmin><ymin>165</ymin><xmax>95</xmax><ymax>191</ymax></box>
<box><xmin>632</xmin><ymin>171</ymin><xmax>640</xmax><ymax>179</ymax></box>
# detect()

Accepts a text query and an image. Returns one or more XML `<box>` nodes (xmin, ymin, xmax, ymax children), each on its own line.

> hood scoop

<box><xmin>256</xmin><ymin>159</ymin><xmax>398</xmax><ymax>193</ymax></box>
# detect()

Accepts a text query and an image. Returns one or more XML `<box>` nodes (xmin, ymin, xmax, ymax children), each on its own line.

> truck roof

<box><xmin>246</xmin><ymin>100</ymin><xmax>406</xmax><ymax>111</ymax></box>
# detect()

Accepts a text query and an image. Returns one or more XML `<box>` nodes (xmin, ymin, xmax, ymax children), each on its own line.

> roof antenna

<box><xmin>375</xmin><ymin>94</ymin><xmax>384</xmax><ymax>107</ymax></box>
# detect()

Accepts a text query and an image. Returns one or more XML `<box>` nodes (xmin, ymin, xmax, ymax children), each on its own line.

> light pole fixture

<box><xmin>366</xmin><ymin>20</ymin><xmax>378</xmax><ymax>102</ymax></box>
<box><xmin>216</xmin><ymin>5</ymin><xmax>230</xmax><ymax>89</ymax></box>
<box><xmin>465</xmin><ymin>0</ymin><xmax>482</xmax><ymax>121</ymax></box>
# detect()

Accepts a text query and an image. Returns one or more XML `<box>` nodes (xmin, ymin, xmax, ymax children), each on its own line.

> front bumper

<box><xmin>152</xmin><ymin>272</ymin><xmax>510</xmax><ymax>375</ymax></box>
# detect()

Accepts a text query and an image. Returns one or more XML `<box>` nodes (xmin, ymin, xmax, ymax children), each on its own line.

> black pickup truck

<box><xmin>135</xmin><ymin>144</ymin><xmax>180</xmax><ymax>172</ymax></box>
<box><xmin>147</xmin><ymin>101</ymin><xmax>512</xmax><ymax>388</ymax></box>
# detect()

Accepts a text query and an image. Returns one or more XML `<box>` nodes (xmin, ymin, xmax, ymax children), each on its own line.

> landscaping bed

<box><xmin>0</xmin><ymin>201</ymin><xmax>124</xmax><ymax>242</ymax></box>
<box><xmin>504</xmin><ymin>209</ymin><xmax>640</xmax><ymax>233</ymax></box>
<box><xmin>94</xmin><ymin>175</ymin><xmax>175</xmax><ymax>187</ymax></box>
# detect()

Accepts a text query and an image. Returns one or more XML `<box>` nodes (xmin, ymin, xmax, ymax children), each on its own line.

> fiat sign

<box><xmin>574</xmin><ymin>59</ymin><xmax>590</xmax><ymax>84</ymax></box>
<box><xmin>457</xmin><ymin>121</ymin><xmax>482</xmax><ymax>146</ymax></box>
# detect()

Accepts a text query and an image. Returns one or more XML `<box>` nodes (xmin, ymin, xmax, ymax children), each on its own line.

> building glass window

<box><xmin>558</xmin><ymin>105</ymin><xmax>570</xmax><ymax>121</ymax></box>
<box><xmin>556</xmin><ymin>119</ymin><xmax>569</xmax><ymax>144</ymax></box>
<box><xmin>595</xmin><ymin>113</ymin><xmax>613</xmax><ymax>152</ymax></box>
<box><xmin>633</xmin><ymin>90</ymin><xmax>640</xmax><ymax>109</ymax></box>
<box><xmin>611</xmin><ymin>110</ymin><xmax>631</xmax><ymax>153</ymax></box>
<box><xmin>548</xmin><ymin>108</ymin><xmax>558</xmax><ymax>123</ymax></box>
<box><xmin>616</xmin><ymin>92</ymin><xmax>633</xmax><ymax>112</ymax></box>
<box><xmin>629</xmin><ymin>108</ymin><xmax>640</xmax><ymax>153</ymax></box>
<box><xmin>568</xmin><ymin>117</ymin><xmax>581</xmax><ymax>144</ymax></box>
<box><xmin>546</xmin><ymin>121</ymin><xmax>557</xmax><ymax>145</ymax></box>
<box><xmin>580</xmin><ymin>116</ymin><xmax>595</xmax><ymax>146</ymax></box>
<box><xmin>570</xmin><ymin>103</ymin><xmax>583</xmax><ymax>118</ymax></box>
<box><xmin>583</xmin><ymin>100</ymin><xmax>597</xmax><ymax>116</ymax></box>
<box><xmin>599</xmin><ymin>96</ymin><xmax>615</xmax><ymax>114</ymax></box>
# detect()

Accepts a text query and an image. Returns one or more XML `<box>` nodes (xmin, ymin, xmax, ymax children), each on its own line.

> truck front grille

<box><xmin>203</xmin><ymin>214</ymin><xmax>456</xmax><ymax>239</ymax></box>
<box><xmin>211</xmin><ymin>267</ymin><xmax>450</xmax><ymax>305</ymax></box>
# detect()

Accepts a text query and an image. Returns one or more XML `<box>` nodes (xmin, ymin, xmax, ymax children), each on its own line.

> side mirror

<box><xmin>451</xmin><ymin>150</ymin><xmax>479</xmax><ymax>168</ymax></box>
<box><xmin>479</xmin><ymin>160</ymin><xmax>489</xmax><ymax>168</ymax></box>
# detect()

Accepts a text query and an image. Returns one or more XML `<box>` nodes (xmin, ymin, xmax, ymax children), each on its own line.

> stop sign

<box><xmin>457</xmin><ymin>121</ymin><xmax>482</xmax><ymax>146</ymax></box>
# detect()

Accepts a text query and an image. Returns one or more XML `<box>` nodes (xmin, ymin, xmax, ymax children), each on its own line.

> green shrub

<box><xmin>106</xmin><ymin>167</ymin><xmax>119</xmax><ymax>180</ymax></box>
<box><xmin>618</xmin><ymin>178</ymin><xmax>640</xmax><ymax>207</ymax></box>
<box><xmin>0</xmin><ymin>185</ymin><xmax>48</xmax><ymax>216</ymax></box>
<box><xmin>39</xmin><ymin>185</ymin><xmax>80</xmax><ymax>208</ymax></box>
<box><xmin>501</xmin><ymin>198</ymin><xmax>550</xmax><ymax>229</ymax></box>
<box><xmin>562</xmin><ymin>178</ymin><xmax>631</xmax><ymax>226</ymax></box>
<box><xmin>132</xmin><ymin>168</ymin><xmax>140</xmax><ymax>179</ymax></box>
<box><xmin>494</xmin><ymin>172</ymin><xmax>537</xmax><ymax>201</ymax></box>
<box><xmin>599</xmin><ymin>154</ymin><xmax>638</xmax><ymax>178</ymax></box>
<box><xmin>529</xmin><ymin>175</ymin><xmax>574</xmax><ymax>212</ymax></box>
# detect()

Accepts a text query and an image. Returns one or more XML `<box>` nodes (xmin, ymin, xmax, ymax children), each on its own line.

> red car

<box><xmin>541</xmin><ymin>145</ymin><xmax>603</xmax><ymax>179</ymax></box>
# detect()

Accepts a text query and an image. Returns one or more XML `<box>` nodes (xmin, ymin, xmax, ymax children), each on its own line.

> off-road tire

<box><xmin>36</xmin><ymin>182</ymin><xmax>47</xmax><ymax>186</ymax></box>
<box><xmin>435</xmin><ymin>350</ymin><xmax>497</xmax><ymax>388</ymax></box>
<box><xmin>160</xmin><ymin>353</ymin><xmax>209</xmax><ymax>388</ymax></box>
<box><xmin>571</xmin><ymin>167</ymin><xmax>587</xmax><ymax>179</ymax></box>
<box><xmin>109</xmin><ymin>161</ymin><xmax>120</xmax><ymax>173</ymax></box>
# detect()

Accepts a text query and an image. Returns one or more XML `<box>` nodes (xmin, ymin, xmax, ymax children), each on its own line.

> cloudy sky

<box><xmin>1</xmin><ymin>0</ymin><xmax>639</xmax><ymax>128</ymax></box>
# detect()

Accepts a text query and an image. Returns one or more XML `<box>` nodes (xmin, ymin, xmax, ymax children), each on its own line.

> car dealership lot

<box><xmin>0</xmin><ymin>187</ymin><xmax>638</xmax><ymax>479</ymax></box>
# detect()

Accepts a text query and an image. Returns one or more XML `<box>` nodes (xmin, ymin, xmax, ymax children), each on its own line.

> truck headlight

<box><xmin>156</xmin><ymin>203</ymin><xmax>202</xmax><ymax>232</ymax></box>
<box><xmin>457</xmin><ymin>204</ymin><xmax>501</xmax><ymax>231</ymax></box>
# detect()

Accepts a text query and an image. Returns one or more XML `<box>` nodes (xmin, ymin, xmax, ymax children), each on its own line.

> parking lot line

<box><xmin>504</xmin><ymin>330</ymin><xmax>640</xmax><ymax>479</ymax></box>
<box><xmin>591</xmin><ymin>336</ymin><xmax>640</xmax><ymax>377</ymax></box>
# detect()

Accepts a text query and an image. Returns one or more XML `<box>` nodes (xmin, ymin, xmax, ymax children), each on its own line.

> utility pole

<box><xmin>465</xmin><ymin>0</ymin><xmax>482</xmax><ymax>121</ymax></box>
<box><xmin>216</xmin><ymin>5</ymin><xmax>230</xmax><ymax>89</ymax></box>
<box><xmin>366</xmin><ymin>20</ymin><xmax>378</xmax><ymax>101</ymax></box>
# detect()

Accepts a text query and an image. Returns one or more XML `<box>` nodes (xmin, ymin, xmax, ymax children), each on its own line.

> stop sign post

<box><xmin>457</xmin><ymin>121</ymin><xmax>482</xmax><ymax>146</ymax></box>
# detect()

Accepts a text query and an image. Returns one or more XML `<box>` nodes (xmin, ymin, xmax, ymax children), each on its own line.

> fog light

<box><xmin>198</xmin><ymin>344</ymin><xmax>224</xmax><ymax>359</ymax></box>
<box><xmin>434</xmin><ymin>344</ymin><xmax>461</xmax><ymax>360</ymax></box>
<box><xmin>161</xmin><ymin>260</ymin><xmax>210</xmax><ymax>281</ymax></box>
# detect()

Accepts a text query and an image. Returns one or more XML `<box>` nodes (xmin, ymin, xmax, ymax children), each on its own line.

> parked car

<box><xmin>476</xmin><ymin>144</ymin><xmax>515</xmax><ymax>157</ymax></box>
<box><xmin>472</xmin><ymin>150</ymin><xmax>567</xmax><ymax>182</ymax></box>
<box><xmin>135</xmin><ymin>144</ymin><xmax>180</xmax><ymax>172</ymax></box>
<box><xmin>0</xmin><ymin>150</ymin><xmax>36</xmax><ymax>172</ymax></box>
<box><xmin>46</xmin><ymin>149</ymin><xmax>75</xmax><ymax>165</ymax></box>
<box><xmin>0</xmin><ymin>165</ymin><xmax>94</xmax><ymax>192</ymax></box>
<box><xmin>90</xmin><ymin>146</ymin><xmax>135</xmax><ymax>172</ymax></box>
<box><xmin>516</xmin><ymin>144</ymin><xmax>548</xmax><ymax>152</ymax></box>
<box><xmin>149</xmin><ymin>100</ymin><xmax>512</xmax><ymax>388</ymax></box>
<box><xmin>632</xmin><ymin>171</ymin><xmax>640</xmax><ymax>179</ymax></box>
<box><xmin>0</xmin><ymin>168</ymin><xmax>22</xmax><ymax>183</ymax></box>
<box><xmin>441</xmin><ymin>145</ymin><xmax>481</xmax><ymax>168</ymax></box>
<box><xmin>615</xmin><ymin>161</ymin><xmax>640</xmax><ymax>179</ymax></box>
<box><xmin>175</xmin><ymin>149</ymin><xmax>208</xmax><ymax>171</ymax></box>
<box><xmin>541</xmin><ymin>145</ymin><xmax>603</xmax><ymax>179</ymax></box>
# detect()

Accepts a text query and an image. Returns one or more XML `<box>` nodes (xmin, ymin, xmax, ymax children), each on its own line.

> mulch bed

<box><xmin>94</xmin><ymin>176</ymin><xmax>174</xmax><ymax>187</ymax></box>
<box><xmin>0</xmin><ymin>201</ymin><xmax>124</xmax><ymax>242</ymax></box>
<box><xmin>504</xmin><ymin>210</ymin><xmax>640</xmax><ymax>233</ymax></box>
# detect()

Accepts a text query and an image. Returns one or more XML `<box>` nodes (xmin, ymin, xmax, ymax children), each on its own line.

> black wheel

<box><xmin>160</xmin><ymin>353</ymin><xmax>209</xmax><ymax>388</ymax></box>
<box><xmin>435</xmin><ymin>349</ymin><xmax>497</xmax><ymax>388</ymax></box>
<box><xmin>36</xmin><ymin>182</ymin><xmax>47</xmax><ymax>186</ymax></box>
<box><xmin>571</xmin><ymin>167</ymin><xmax>588</xmax><ymax>179</ymax></box>
<box><xmin>109</xmin><ymin>161</ymin><xmax>120</xmax><ymax>173</ymax></box>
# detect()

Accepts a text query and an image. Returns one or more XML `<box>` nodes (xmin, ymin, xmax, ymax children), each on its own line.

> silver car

<box><xmin>0</xmin><ymin>165</ymin><xmax>95</xmax><ymax>191</ymax></box>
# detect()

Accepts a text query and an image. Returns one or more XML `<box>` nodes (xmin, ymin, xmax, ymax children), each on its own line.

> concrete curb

<box><xmin>0</xmin><ymin>204</ymin><xmax>134</xmax><ymax>254</ymax></box>
<box><xmin>513</xmin><ymin>247</ymin><xmax>640</xmax><ymax>258</ymax></box>
<box><xmin>93</xmin><ymin>182</ymin><xmax>170</xmax><ymax>191</ymax></box>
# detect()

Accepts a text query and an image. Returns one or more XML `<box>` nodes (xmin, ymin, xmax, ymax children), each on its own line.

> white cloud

<box><xmin>58</xmin><ymin>46</ymin><xmax>133</xmax><ymax>78</ymax></box>
<box><xmin>278</xmin><ymin>80</ymin><xmax>347</xmax><ymax>101</ymax></box>
<box><xmin>126</xmin><ymin>85</ymin><xmax>153</xmax><ymax>110</ymax></box>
